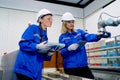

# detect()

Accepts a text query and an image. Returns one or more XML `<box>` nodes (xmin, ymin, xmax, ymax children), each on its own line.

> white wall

<box><xmin>0</xmin><ymin>0</ymin><xmax>83</xmax><ymax>18</ymax></box>
<box><xmin>0</xmin><ymin>7</ymin><xmax>83</xmax><ymax>66</ymax></box>
<box><xmin>84</xmin><ymin>0</ymin><xmax>115</xmax><ymax>18</ymax></box>
<box><xmin>0</xmin><ymin>8</ymin><xmax>37</xmax><ymax>65</ymax></box>
<box><xmin>84</xmin><ymin>0</ymin><xmax>120</xmax><ymax>37</ymax></box>
<box><xmin>0</xmin><ymin>0</ymin><xmax>115</xmax><ymax>19</ymax></box>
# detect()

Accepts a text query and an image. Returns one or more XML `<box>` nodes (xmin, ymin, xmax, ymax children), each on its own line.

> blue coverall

<box><xmin>59</xmin><ymin>29</ymin><xmax>100</xmax><ymax>68</ymax></box>
<box><xmin>14</xmin><ymin>24</ymin><xmax>51</xmax><ymax>80</ymax></box>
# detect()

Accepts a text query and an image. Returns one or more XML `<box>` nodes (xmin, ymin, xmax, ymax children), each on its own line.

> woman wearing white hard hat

<box><xmin>14</xmin><ymin>9</ymin><xmax>55</xmax><ymax>80</ymax></box>
<box><xmin>59</xmin><ymin>12</ymin><xmax>111</xmax><ymax>79</ymax></box>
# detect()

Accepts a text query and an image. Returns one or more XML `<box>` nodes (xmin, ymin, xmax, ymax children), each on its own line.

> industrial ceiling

<box><xmin>36</xmin><ymin>0</ymin><xmax>94</xmax><ymax>8</ymax></box>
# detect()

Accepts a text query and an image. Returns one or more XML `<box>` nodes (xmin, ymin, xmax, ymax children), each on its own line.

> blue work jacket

<box><xmin>14</xmin><ymin>24</ymin><xmax>51</xmax><ymax>80</ymax></box>
<box><xmin>59</xmin><ymin>29</ymin><xmax>99</xmax><ymax>68</ymax></box>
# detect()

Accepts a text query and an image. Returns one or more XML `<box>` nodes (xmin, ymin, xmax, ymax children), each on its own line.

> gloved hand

<box><xmin>97</xmin><ymin>31</ymin><xmax>111</xmax><ymax>39</ymax></box>
<box><xmin>103</xmin><ymin>31</ymin><xmax>111</xmax><ymax>38</ymax></box>
<box><xmin>36</xmin><ymin>41</ymin><xmax>50</xmax><ymax>53</ymax></box>
<box><xmin>68</xmin><ymin>43</ymin><xmax>79</xmax><ymax>51</ymax></box>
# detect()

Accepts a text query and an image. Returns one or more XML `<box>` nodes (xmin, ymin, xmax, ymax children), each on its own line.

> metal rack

<box><xmin>86</xmin><ymin>35</ymin><xmax>120</xmax><ymax>69</ymax></box>
<box><xmin>86</xmin><ymin>35</ymin><xmax>120</xmax><ymax>80</ymax></box>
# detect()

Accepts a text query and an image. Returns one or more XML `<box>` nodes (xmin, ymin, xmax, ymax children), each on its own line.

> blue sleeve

<box><xmin>77</xmin><ymin>29</ymin><xmax>99</xmax><ymax>42</ymax></box>
<box><xmin>19</xmin><ymin>25</ymin><xmax>38</xmax><ymax>53</ymax></box>
<box><xmin>59</xmin><ymin>35</ymin><xmax>70</xmax><ymax>58</ymax></box>
<box><xmin>85</xmin><ymin>34</ymin><xmax>99</xmax><ymax>42</ymax></box>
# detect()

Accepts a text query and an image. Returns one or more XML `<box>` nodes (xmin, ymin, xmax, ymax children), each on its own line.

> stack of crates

<box><xmin>86</xmin><ymin>40</ymin><xmax>108</xmax><ymax>67</ymax></box>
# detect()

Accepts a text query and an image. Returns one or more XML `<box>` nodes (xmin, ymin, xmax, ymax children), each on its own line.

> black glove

<box><xmin>97</xmin><ymin>31</ymin><xmax>111</xmax><ymax>40</ymax></box>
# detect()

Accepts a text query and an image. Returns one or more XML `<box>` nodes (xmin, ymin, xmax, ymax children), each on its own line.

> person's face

<box><xmin>65</xmin><ymin>20</ymin><xmax>74</xmax><ymax>30</ymax></box>
<box><xmin>40</xmin><ymin>15</ymin><xmax>52</xmax><ymax>28</ymax></box>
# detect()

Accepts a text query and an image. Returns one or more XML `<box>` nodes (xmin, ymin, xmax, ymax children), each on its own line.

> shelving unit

<box><xmin>86</xmin><ymin>35</ymin><xmax>120</xmax><ymax>69</ymax></box>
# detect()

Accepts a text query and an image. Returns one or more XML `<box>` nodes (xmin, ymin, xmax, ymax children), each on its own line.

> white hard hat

<box><xmin>37</xmin><ymin>9</ymin><xmax>52</xmax><ymax>23</ymax></box>
<box><xmin>61</xmin><ymin>12</ymin><xmax>75</xmax><ymax>22</ymax></box>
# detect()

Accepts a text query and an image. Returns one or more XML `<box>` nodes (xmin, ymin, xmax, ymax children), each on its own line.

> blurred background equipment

<box><xmin>98</xmin><ymin>12</ymin><xmax>120</xmax><ymax>32</ymax></box>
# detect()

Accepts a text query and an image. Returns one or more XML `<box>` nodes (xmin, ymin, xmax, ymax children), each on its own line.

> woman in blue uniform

<box><xmin>59</xmin><ymin>12</ymin><xmax>111</xmax><ymax>79</ymax></box>
<box><xmin>14</xmin><ymin>9</ymin><xmax>55</xmax><ymax>80</ymax></box>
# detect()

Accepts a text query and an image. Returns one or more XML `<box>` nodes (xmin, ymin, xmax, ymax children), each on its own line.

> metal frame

<box><xmin>35</xmin><ymin>0</ymin><xmax>94</xmax><ymax>8</ymax></box>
